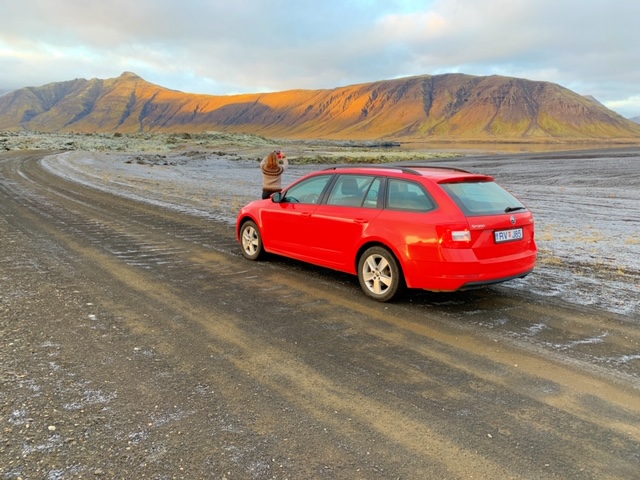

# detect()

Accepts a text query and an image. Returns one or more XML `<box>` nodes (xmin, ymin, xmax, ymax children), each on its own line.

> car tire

<box><xmin>358</xmin><ymin>246</ymin><xmax>404</xmax><ymax>302</ymax></box>
<box><xmin>240</xmin><ymin>220</ymin><xmax>264</xmax><ymax>260</ymax></box>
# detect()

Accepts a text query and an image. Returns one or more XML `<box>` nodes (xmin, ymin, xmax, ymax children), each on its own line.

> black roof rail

<box><xmin>322</xmin><ymin>164</ymin><xmax>471</xmax><ymax>175</ymax></box>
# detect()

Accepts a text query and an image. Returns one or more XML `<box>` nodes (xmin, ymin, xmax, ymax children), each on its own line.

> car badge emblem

<box><xmin>510</xmin><ymin>215</ymin><xmax>516</xmax><ymax>225</ymax></box>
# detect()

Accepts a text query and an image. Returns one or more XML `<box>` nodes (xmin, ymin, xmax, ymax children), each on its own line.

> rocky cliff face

<box><xmin>2</xmin><ymin>71</ymin><xmax>639</xmax><ymax>142</ymax></box>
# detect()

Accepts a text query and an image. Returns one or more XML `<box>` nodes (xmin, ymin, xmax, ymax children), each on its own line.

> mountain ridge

<box><xmin>1</xmin><ymin>71</ymin><xmax>640</xmax><ymax>142</ymax></box>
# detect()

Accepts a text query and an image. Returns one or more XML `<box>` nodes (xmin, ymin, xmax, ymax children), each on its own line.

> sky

<box><xmin>1</xmin><ymin>0</ymin><xmax>639</xmax><ymax>118</ymax></box>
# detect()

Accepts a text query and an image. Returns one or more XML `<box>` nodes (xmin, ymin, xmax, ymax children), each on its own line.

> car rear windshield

<box><xmin>440</xmin><ymin>181</ymin><xmax>527</xmax><ymax>216</ymax></box>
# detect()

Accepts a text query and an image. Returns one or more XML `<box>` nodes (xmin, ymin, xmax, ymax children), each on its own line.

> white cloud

<box><xmin>607</xmin><ymin>96</ymin><xmax>640</xmax><ymax>119</ymax></box>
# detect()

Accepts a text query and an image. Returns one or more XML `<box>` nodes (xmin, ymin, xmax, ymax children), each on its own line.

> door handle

<box><xmin>353</xmin><ymin>218</ymin><xmax>368</xmax><ymax>224</ymax></box>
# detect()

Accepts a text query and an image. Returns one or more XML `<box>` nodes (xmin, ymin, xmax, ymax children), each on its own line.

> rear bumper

<box><xmin>458</xmin><ymin>268</ymin><xmax>534</xmax><ymax>290</ymax></box>
<box><xmin>402</xmin><ymin>250</ymin><xmax>537</xmax><ymax>292</ymax></box>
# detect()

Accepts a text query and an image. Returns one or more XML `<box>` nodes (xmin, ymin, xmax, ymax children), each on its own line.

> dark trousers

<box><xmin>262</xmin><ymin>189</ymin><xmax>280</xmax><ymax>199</ymax></box>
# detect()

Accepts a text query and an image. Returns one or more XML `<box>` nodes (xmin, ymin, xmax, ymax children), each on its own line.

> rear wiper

<box><xmin>505</xmin><ymin>206</ymin><xmax>526</xmax><ymax>213</ymax></box>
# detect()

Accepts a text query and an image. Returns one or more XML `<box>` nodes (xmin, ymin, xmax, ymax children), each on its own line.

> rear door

<box><xmin>372</xmin><ymin>178</ymin><xmax>443</xmax><ymax>265</ymax></box>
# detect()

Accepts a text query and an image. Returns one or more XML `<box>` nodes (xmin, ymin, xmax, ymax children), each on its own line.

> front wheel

<box><xmin>240</xmin><ymin>220</ymin><xmax>264</xmax><ymax>260</ymax></box>
<box><xmin>357</xmin><ymin>246</ymin><xmax>404</xmax><ymax>302</ymax></box>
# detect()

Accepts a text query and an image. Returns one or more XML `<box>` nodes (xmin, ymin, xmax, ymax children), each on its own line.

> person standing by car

<box><xmin>260</xmin><ymin>149</ymin><xmax>288</xmax><ymax>199</ymax></box>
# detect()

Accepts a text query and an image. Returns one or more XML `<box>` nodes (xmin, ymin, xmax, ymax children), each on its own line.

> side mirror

<box><xmin>271</xmin><ymin>192</ymin><xmax>283</xmax><ymax>203</ymax></box>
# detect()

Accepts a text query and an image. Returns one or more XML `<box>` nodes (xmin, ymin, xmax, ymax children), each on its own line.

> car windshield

<box><xmin>440</xmin><ymin>181</ymin><xmax>526</xmax><ymax>216</ymax></box>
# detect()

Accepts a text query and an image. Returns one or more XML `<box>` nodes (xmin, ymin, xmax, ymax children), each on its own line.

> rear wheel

<box><xmin>240</xmin><ymin>220</ymin><xmax>264</xmax><ymax>260</ymax></box>
<box><xmin>358</xmin><ymin>246</ymin><xmax>403</xmax><ymax>302</ymax></box>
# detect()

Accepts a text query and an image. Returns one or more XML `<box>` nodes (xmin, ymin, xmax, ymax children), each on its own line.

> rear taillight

<box><xmin>451</xmin><ymin>230</ymin><xmax>472</xmax><ymax>242</ymax></box>
<box><xmin>437</xmin><ymin>224</ymin><xmax>472</xmax><ymax>248</ymax></box>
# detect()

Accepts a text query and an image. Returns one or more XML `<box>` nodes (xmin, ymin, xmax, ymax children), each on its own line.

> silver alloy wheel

<box><xmin>362</xmin><ymin>253</ymin><xmax>393</xmax><ymax>295</ymax></box>
<box><xmin>358</xmin><ymin>246</ymin><xmax>402</xmax><ymax>302</ymax></box>
<box><xmin>240</xmin><ymin>221</ymin><xmax>263</xmax><ymax>260</ymax></box>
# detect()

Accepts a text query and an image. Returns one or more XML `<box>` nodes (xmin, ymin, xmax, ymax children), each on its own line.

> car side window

<box><xmin>362</xmin><ymin>177</ymin><xmax>382</xmax><ymax>208</ymax></box>
<box><xmin>283</xmin><ymin>175</ymin><xmax>332</xmax><ymax>204</ymax></box>
<box><xmin>387</xmin><ymin>179</ymin><xmax>436</xmax><ymax>212</ymax></box>
<box><xmin>326</xmin><ymin>175</ymin><xmax>375</xmax><ymax>207</ymax></box>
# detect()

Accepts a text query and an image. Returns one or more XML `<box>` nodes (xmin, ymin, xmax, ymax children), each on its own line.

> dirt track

<box><xmin>1</xmin><ymin>151</ymin><xmax>639</xmax><ymax>479</ymax></box>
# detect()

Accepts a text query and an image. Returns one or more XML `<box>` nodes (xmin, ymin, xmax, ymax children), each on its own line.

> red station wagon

<box><xmin>236</xmin><ymin>165</ymin><xmax>537</xmax><ymax>302</ymax></box>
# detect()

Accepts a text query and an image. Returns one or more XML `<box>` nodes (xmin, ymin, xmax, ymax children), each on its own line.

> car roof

<box><xmin>321</xmin><ymin>165</ymin><xmax>494</xmax><ymax>183</ymax></box>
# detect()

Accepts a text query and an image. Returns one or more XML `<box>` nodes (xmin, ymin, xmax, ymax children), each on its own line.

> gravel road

<box><xmin>1</xmin><ymin>148</ymin><xmax>639</xmax><ymax>479</ymax></box>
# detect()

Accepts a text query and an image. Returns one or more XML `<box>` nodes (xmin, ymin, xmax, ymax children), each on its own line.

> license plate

<box><xmin>494</xmin><ymin>228</ymin><xmax>523</xmax><ymax>243</ymax></box>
